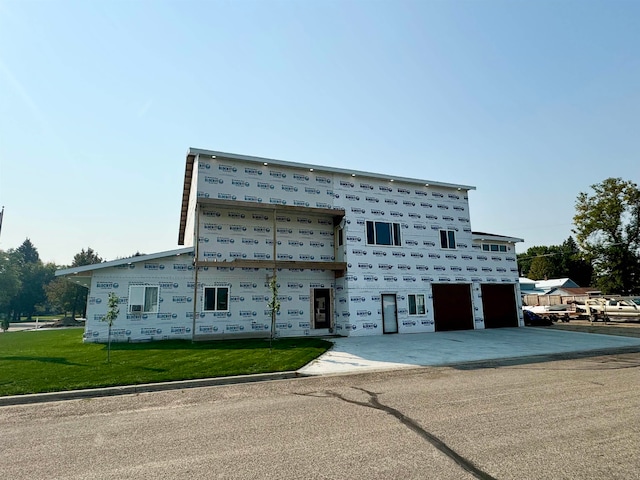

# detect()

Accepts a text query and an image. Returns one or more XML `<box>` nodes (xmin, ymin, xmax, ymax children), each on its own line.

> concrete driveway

<box><xmin>299</xmin><ymin>327</ymin><xmax>640</xmax><ymax>375</ymax></box>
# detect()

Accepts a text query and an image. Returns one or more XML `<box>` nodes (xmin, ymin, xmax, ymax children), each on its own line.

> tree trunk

<box><xmin>107</xmin><ymin>326</ymin><xmax>111</xmax><ymax>362</ymax></box>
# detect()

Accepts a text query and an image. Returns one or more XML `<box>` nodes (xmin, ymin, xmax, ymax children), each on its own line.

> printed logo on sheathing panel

<box><xmin>358</xmin><ymin>320</ymin><xmax>379</xmax><ymax>332</ymax></box>
<box><xmin>401</xmin><ymin>318</ymin><xmax>418</xmax><ymax>329</ymax></box>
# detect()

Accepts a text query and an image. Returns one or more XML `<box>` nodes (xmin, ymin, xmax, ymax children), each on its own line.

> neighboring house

<box><xmin>548</xmin><ymin>287</ymin><xmax>601</xmax><ymax>298</ymax></box>
<box><xmin>519</xmin><ymin>277</ymin><xmax>545</xmax><ymax>295</ymax></box>
<box><xmin>529</xmin><ymin>278</ymin><xmax>580</xmax><ymax>294</ymax></box>
<box><xmin>57</xmin><ymin>148</ymin><xmax>524</xmax><ymax>343</ymax></box>
<box><xmin>520</xmin><ymin>278</ymin><xmax>592</xmax><ymax>307</ymax></box>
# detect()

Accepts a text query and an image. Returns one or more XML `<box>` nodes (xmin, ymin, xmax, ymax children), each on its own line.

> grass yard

<box><xmin>0</xmin><ymin>329</ymin><xmax>332</xmax><ymax>397</ymax></box>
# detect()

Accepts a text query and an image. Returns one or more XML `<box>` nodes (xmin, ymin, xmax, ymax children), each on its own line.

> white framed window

<box><xmin>440</xmin><ymin>230</ymin><xmax>456</xmax><ymax>249</ymax></box>
<box><xmin>408</xmin><ymin>294</ymin><xmax>426</xmax><ymax>316</ymax></box>
<box><xmin>128</xmin><ymin>285</ymin><xmax>159</xmax><ymax>314</ymax></box>
<box><xmin>203</xmin><ymin>286</ymin><xmax>229</xmax><ymax>312</ymax></box>
<box><xmin>366</xmin><ymin>221</ymin><xmax>401</xmax><ymax>246</ymax></box>
<box><xmin>482</xmin><ymin>243</ymin><xmax>507</xmax><ymax>252</ymax></box>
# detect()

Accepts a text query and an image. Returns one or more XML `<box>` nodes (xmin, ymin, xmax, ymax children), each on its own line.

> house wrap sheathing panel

<box><xmin>85</xmin><ymin>256</ymin><xmax>335</xmax><ymax>342</ymax></box>
<box><xmin>189</xmin><ymin>154</ymin><xmax>522</xmax><ymax>337</ymax></box>
<box><xmin>61</xmin><ymin>148</ymin><xmax>524</xmax><ymax>342</ymax></box>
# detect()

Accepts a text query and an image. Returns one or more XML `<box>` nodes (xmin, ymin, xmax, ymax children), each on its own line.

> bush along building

<box><xmin>56</xmin><ymin>148</ymin><xmax>524</xmax><ymax>342</ymax></box>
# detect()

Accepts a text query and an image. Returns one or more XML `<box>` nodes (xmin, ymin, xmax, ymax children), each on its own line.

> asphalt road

<box><xmin>2</xmin><ymin>352</ymin><xmax>639</xmax><ymax>480</ymax></box>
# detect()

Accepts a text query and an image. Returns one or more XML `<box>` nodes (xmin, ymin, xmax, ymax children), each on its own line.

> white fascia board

<box><xmin>472</xmin><ymin>233</ymin><xmax>524</xmax><ymax>243</ymax></box>
<box><xmin>188</xmin><ymin>147</ymin><xmax>476</xmax><ymax>192</ymax></box>
<box><xmin>55</xmin><ymin>247</ymin><xmax>194</xmax><ymax>277</ymax></box>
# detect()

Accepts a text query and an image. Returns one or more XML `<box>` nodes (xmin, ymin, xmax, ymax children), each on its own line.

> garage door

<box><xmin>481</xmin><ymin>284</ymin><xmax>518</xmax><ymax>328</ymax></box>
<box><xmin>432</xmin><ymin>284</ymin><xmax>474</xmax><ymax>332</ymax></box>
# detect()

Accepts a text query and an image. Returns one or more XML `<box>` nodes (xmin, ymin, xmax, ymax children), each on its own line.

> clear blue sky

<box><xmin>1</xmin><ymin>0</ymin><xmax>638</xmax><ymax>265</ymax></box>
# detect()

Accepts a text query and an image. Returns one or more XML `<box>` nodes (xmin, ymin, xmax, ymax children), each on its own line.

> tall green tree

<box><xmin>527</xmin><ymin>255</ymin><xmax>555</xmax><ymax>281</ymax></box>
<box><xmin>556</xmin><ymin>237</ymin><xmax>593</xmax><ymax>287</ymax></box>
<box><xmin>573</xmin><ymin>178</ymin><xmax>640</xmax><ymax>294</ymax></box>
<box><xmin>0</xmin><ymin>249</ymin><xmax>21</xmax><ymax>331</ymax></box>
<box><xmin>17</xmin><ymin>238</ymin><xmax>40</xmax><ymax>264</ymax></box>
<box><xmin>72</xmin><ymin>248</ymin><xmax>103</xmax><ymax>268</ymax></box>
<box><xmin>518</xmin><ymin>246</ymin><xmax>553</xmax><ymax>279</ymax></box>
<box><xmin>47</xmin><ymin>248</ymin><xmax>103</xmax><ymax>318</ymax></box>
<box><xmin>517</xmin><ymin>236</ymin><xmax>593</xmax><ymax>284</ymax></box>
<box><xmin>10</xmin><ymin>239</ymin><xmax>55</xmax><ymax>320</ymax></box>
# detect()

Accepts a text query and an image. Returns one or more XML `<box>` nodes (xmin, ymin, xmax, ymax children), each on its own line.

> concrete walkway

<box><xmin>6</xmin><ymin>321</ymin><xmax>56</xmax><ymax>332</ymax></box>
<box><xmin>298</xmin><ymin>327</ymin><xmax>640</xmax><ymax>375</ymax></box>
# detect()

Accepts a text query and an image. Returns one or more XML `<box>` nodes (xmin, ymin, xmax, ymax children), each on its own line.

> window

<box><xmin>482</xmin><ymin>243</ymin><xmax>507</xmax><ymax>252</ymax></box>
<box><xmin>366</xmin><ymin>221</ymin><xmax>401</xmax><ymax>246</ymax></box>
<box><xmin>408</xmin><ymin>294</ymin><xmax>426</xmax><ymax>316</ymax></box>
<box><xmin>203</xmin><ymin>286</ymin><xmax>229</xmax><ymax>311</ymax></box>
<box><xmin>440</xmin><ymin>230</ymin><xmax>456</xmax><ymax>249</ymax></box>
<box><xmin>128</xmin><ymin>286</ymin><xmax>159</xmax><ymax>314</ymax></box>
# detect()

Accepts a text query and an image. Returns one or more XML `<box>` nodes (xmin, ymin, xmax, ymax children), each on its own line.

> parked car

<box><xmin>586</xmin><ymin>297</ymin><xmax>640</xmax><ymax>322</ymax></box>
<box><xmin>523</xmin><ymin>309</ymin><xmax>553</xmax><ymax>326</ymax></box>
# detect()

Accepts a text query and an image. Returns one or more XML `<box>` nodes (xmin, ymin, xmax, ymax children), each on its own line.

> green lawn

<box><xmin>0</xmin><ymin>329</ymin><xmax>332</xmax><ymax>397</ymax></box>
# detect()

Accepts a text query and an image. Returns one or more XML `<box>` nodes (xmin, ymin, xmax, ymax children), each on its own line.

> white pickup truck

<box><xmin>586</xmin><ymin>297</ymin><xmax>640</xmax><ymax>322</ymax></box>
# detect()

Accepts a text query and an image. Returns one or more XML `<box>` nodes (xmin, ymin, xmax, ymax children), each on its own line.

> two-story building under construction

<box><xmin>56</xmin><ymin>148</ymin><xmax>524</xmax><ymax>342</ymax></box>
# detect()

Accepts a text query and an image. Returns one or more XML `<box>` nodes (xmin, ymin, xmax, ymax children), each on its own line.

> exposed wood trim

<box><xmin>178</xmin><ymin>154</ymin><xmax>196</xmax><ymax>245</ymax></box>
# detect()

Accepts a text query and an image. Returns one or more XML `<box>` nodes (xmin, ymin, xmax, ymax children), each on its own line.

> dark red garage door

<box><xmin>481</xmin><ymin>284</ymin><xmax>519</xmax><ymax>328</ymax></box>
<box><xmin>432</xmin><ymin>284</ymin><xmax>474</xmax><ymax>332</ymax></box>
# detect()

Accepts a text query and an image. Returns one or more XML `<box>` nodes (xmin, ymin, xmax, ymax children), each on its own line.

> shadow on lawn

<box><xmin>0</xmin><ymin>355</ymin><xmax>85</xmax><ymax>366</ymax></box>
<box><xmin>107</xmin><ymin>338</ymin><xmax>332</xmax><ymax>352</ymax></box>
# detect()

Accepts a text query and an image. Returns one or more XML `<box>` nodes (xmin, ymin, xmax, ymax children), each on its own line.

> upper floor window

<box><xmin>203</xmin><ymin>286</ymin><xmax>229</xmax><ymax>312</ymax></box>
<box><xmin>128</xmin><ymin>285</ymin><xmax>159</xmax><ymax>314</ymax></box>
<box><xmin>440</xmin><ymin>230</ymin><xmax>456</xmax><ymax>249</ymax></box>
<box><xmin>366</xmin><ymin>221</ymin><xmax>401</xmax><ymax>246</ymax></box>
<box><xmin>482</xmin><ymin>244</ymin><xmax>507</xmax><ymax>252</ymax></box>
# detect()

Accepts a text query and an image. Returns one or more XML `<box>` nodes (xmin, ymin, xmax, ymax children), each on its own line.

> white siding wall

<box><xmin>196</xmin><ymin>157</ymin><xmax>336</xmax><ymax>211</ymax></box>
<box><xmin>84</xmin><ymin>154</ymin><xmax>521</xmax><ymax>341</ymax></box>
<box><xmin>331</xmin><ymin>173</ymin><xmax>520</xmax><ymax>335</ymax></box>
<box><xmin>195</xmin><ymin>205</ymin><xmax>335</xmax><ymax>264</ymax></box>
<box><xmin>84</xmin><ymin>255</ymin><xmax>196</xmax><ymax>343</ymax></box>
<box><xmin>83</xmin><ymin>256</ymin><xmax>336</xmax><ymax>342</ymax></box>
<box><xmin>189</xmin><ymin>157</ymin><xmax>520</xmax><ymax>336</ymax></box>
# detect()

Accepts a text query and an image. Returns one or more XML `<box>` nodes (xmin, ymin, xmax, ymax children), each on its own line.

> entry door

<box><xmin>382</xmin><ymin>294</ymin><xmax>398</xmax><ymax>334</ymax></box>
<box><xmin>313</xmin><ymin>288</ymin><xmax>331</xmax><ymax>329</ymax></box>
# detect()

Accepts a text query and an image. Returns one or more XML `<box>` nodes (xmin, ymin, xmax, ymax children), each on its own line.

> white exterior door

<box><xmin>382</xmin><ymin>294</ymin><xmax>398</xmax><ymax>334</ymax></box>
